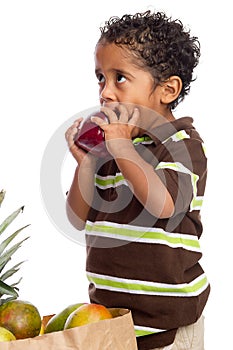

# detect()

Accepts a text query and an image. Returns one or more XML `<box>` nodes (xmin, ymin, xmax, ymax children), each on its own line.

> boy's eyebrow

<box><xmin>95</xmin><ymin>68</ymin><xmax>135</xmax><ymax>78</ymax></box>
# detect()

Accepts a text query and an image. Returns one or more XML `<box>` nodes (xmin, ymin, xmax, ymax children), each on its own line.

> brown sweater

<box><xmin>85</xmin><ymin>117</ymin><xmax>210</xmax><ymax>349</ymax></box>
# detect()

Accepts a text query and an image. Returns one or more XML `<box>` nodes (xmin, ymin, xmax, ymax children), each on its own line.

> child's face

<box><xmin>95</xmin><ymin>42</ymin><xmax>162</xmax><ymax>114</ymax></box>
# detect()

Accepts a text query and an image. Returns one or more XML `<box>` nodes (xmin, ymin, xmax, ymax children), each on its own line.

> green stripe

<box><xmin>134</xmin><ymin>325</ymin><xmax>167</xmax><ymax>337</ymax></box>
<box><xmin>202</xmin><ymin>143</ymin><xmax>207</xmax><ymax>156</ymax></box>
<box><xmin>155</xmin><ymin>161</ymin><xmax>202</xmax><ymax>212</ymax></box>
<box><xmin>95</xmin><ymin>174</ymin><xmax>125</xmax><ymax>187</ymax></box>
<box><xmin>163</xmin><ymin>130</ymin><xmax>190</xmax><ymax>144</ymax></box>
<box><xmin>156</xmin><ymin>162</ymin><xmax>183</xmax><ymax>171</ymax></box>
<box><xmin>134</xmin><ymin>329</ymin><xmax>157</xmax><ymax>337</ymax></box>
<box><xmin>133</xmin><ymin>136</ymin><xmax>152</xmax><ymax>144</ymax></box>
<box><xmin>191</xmin><ymin>197</ymin><xmax>203</xmax><ymax>209</ymax></box>
<box><xmin>173</xmin><ymin>130</ymin><xmax>190</xmax><ymax>141</ymax></box>
<box><xmin>85</xmin><ymin>222</ymin><xmax>200</xmax><ymax>250</ymax></box>
<box><xmin>87</xmin><ymin>273</ymin><xmax>208</xmax><ymax>296</ymax></box>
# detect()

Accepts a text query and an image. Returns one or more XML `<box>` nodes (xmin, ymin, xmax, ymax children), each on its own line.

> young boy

<box><xmin>65</xmin><ymin>11</ymin><xmax>210</xmax><ymax>350</ymax></box>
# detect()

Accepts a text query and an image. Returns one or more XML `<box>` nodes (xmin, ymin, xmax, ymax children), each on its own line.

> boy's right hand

<box><xmin>65</xmin><ymin>117</ymin><xmax>96</xmax><ymax>166</ymax></box>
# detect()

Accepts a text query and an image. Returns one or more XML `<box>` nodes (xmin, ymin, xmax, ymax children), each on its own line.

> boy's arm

<box><xmin>112</xmin><ymin>140</ymin><xmax>175</xmax><ymax>218</ymax></box>
<box><xmin>66</xmin><ymin>162</ymin><xmax>96</xmax><ymax>230</ymax></box>
<box><xmin>65</xmin><ymin>118</ymin><xmax>96</xmax><ymax>230</ymax></box>
<box><xmin>92</xmin><ymin>106</ymin><xmax>175</xmax><ymax>219</ymax></box>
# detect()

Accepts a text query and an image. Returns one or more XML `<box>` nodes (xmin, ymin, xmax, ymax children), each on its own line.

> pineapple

<box><xmin>0</xmin><ymin>189</ymin><xmax>29</xmax><ymax>305</ymax></box>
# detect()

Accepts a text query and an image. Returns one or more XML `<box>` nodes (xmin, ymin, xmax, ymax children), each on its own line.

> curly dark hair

<box><xmin>98</xmin><ymin>10</ymin><xmax>200</xmax><ymax>109</ymax></box>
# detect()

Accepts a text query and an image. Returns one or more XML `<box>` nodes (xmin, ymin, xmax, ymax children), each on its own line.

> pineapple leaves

<box><xmin>0</xmin><ymin>225</ymin><xmax>30</xmax><ymax>256</ymax></box>
<box><xmin>0</xmin><ymin>190</ymin><xmax>6</xmax><ymax>207</ymax></box>
<box><xmin>0</xmin><ymin>261</ymin><xmax>25</xmax><ymax>282</ymax></box>
<box><xmin>0</xmin><ymin>235</ymin><xmax>30</xmax><ymax>273</ymax></box>
<box><xmin>0</xmin><ymin>280</ymin><xmax>19</xmax><ymax>298</ymax></box>
<box><xmin>0</xmin><ymin>206</ymin><xmax>25</xmax><ymax>235</ymax></box>
<box><xmin>0</xmin><ymin>190</ymin><xmax>30</xmax><ymax>301</ymax></box>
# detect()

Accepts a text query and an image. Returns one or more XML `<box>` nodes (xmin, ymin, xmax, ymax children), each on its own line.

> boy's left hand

<box><xmin>91</xmin><ymin>104</ymin><xmax>140</xmax><ymax>155</ymax></box>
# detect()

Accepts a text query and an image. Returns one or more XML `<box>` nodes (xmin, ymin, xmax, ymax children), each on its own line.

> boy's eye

<box><xmin>97</xmin><ymin>74</ymin><xmax>105</xmax><ymax>83</ymax></box>
<box><xmin>117</xmin><ymin>74</ymin><xmax>126</xmax><ymax>83</ymax></box>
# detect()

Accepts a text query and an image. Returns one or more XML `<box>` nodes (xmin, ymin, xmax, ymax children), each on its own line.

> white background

<box><xmin>0</xmin><ymin>0</ymin><xmax>231</xmax><ymax>348</ymax></box>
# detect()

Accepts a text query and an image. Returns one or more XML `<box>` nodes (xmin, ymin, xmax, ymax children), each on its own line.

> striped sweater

<box><xmin>85</xmin><ymin>117</ymin><xmax>210</xmax><ymax>349</ymax></box>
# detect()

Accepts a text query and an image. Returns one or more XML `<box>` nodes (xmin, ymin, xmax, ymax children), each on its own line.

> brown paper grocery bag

<box><xmin>1</xmin><ymin>308</ymin><xmax>138</xmax><ymax>350</ymax></box>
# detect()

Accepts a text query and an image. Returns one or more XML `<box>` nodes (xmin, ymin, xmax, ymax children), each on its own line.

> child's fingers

<box><xmin>73</xmin><ymin>117</ymin><xmax>84</xmax><ymax>126</ymax></box>
<box><xmin>65</xmin><ymin>126</ymin><xmax>75</xmax><ymax>143</ymax></box>
<box><xmin>117</xmin><ymin>104</ymin><xmax>129</xmax><ymax>123</ymax></box>
<box><xmin>129</xmin><ymin>107</ymin><xmax>140</xmax><ymax>126</ymax></box>
<box><xmin>65</xmin><ymin>125</ymin><xmax>78</xmax><ymax>146</ymax></box>
<box><xmin>65</xmin><ymin>118</ymin><xmax>83</xmax><ymax>142</ymax></box>
<box><xmin>91</xmin><ymin>115</ymin><xmax>108</xmax><ymax>127</ymax></box>
<box><xmin>100</xmin><ymin>106</ymin><xmax>118</xmax><ymax>123</ymax></box>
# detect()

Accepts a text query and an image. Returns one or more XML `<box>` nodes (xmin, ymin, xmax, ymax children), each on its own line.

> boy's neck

<box><xmin>138</xmin><ymin>107</ymin><xmax>175</xmax><ymax>136</ymax></box>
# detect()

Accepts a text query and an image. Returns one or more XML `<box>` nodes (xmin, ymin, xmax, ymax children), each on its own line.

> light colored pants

<box><xmin>150</xmin><ymin>315</ymin><xmax>204</xmax><ymax>350</ymax></box>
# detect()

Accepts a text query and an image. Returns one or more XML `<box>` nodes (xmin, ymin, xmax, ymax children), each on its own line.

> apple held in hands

<box><xmin>64</xmin><ymin>303</ymin><xmax>113</xmax><ymax>329</ymax></box>
<box><xmin>74</xmin><ymin>111</ymin><xmax>109</xmax><ymax>158</ymax></box>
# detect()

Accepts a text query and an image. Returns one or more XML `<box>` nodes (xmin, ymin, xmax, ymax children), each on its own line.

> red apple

<box><xmin>64</xmin><ymin>303</ymin><xmax>112</xmax><ymax>329</ymax></box>
<box><xmin>74</xmin><ymin>111</ymin><xmax>109</xmax><ymax>157</ymax></box>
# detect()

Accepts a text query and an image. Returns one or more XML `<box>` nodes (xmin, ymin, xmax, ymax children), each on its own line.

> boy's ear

<box><xmin>160</xmin><ymin>76</ymin><xmax>183</xmax><ymax>105</ymax></box>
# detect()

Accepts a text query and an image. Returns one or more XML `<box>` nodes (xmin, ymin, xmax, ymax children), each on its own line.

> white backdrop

<box><xmin>0</xmin><ymin>0</ymin><xmax>231</xmax><ymax>348</ymax></box>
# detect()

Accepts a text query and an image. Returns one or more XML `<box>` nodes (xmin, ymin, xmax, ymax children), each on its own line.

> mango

<box><xmin>64</xmin><ymin>303</ymin><xmax>112</xmax><ymax>329</ymax></box>
<box><xmin>0</xmin><ymin>300</ymin><xmax>41</xmax><ymax>339</ymax></box>
<box><xmin>0</xmin><ymin>326</ymin><xmax>16</xmax><ymax>342</ymax></box>
<box><xmin>44</xmin><ymin>303</ymin><xmax>85</xmax><ymax>333</ymax></box>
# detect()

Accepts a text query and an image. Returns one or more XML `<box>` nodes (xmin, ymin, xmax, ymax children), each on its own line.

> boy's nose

<box><xmin>100</xmin><ymin>84</ymin><xmax>117</xmax><ymax>103</ymax></box>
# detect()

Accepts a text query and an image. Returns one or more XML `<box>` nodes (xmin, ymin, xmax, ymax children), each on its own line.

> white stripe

<box><xmin>86</xmin><ymin>220</ymin><xmax>198</xmax><ymax>239</ymax></box>
<box><xmin>86</xmin><ymin>230</ymin><xmax>201</xmax><ymax>252</ymax></box>
<box><xmin>86</xmin><ymin>221</ymin><xmax>199</xmax><ymax>242</ymax></box>
<box><xmin>88</xmin><ymin>271</ymin><xmax>204</xmax><ymax>289</ymax></box>
<box><xmin>135</xmin><ymin>140</ymin><xmax>154</xmax><ymax>145</ymax></box>
<box><xmin>191</xmin><ymin>195</ymin><xmax>204</xmax><ymax>211</ymax></box>
<box><xmin>202</xmin><ymin>143</ymin><xmax>207</xmax><ymax>156</ymax></box>
<box><xmin>155</xmin><ymin>161</ymin><xmax>195</xmax><ymax>176</ymax></box>
<box><xmin>95</xmin><ymin>173</ymin><xmax>128</xmax><ymax>189</ymax></box>
<box><xmin>155</xmin><ymin>162</ymin><xmax>202</xmax><ymax>212</ymax></box>
<box><xmin>85</xmin><ymin>220</ymin><xmax>201</xmax><ymax>252</ymax></box>
<box><xmin>87</xmin><ymin>271</ymin><xmax>209</xmax><ymax>297</ymax></box>
<box><xmin>89</xmin><ymin>281</ymin><xmax>209</xmax><ymax>298</ymax></box>
<box><xmin>95</xmin><ymin>179</ymin><xmax>127</xmax><ymax>189</ymax></box>
<box><xmin>162</xmin><ymin>130</ymin><xmax>190</xmax><ymax>144</ymax></box>
<box><xmin>134</xmin><ymin>325</ymin><xmax>166</xmax><ymax>333</ymax></box>
<box><xmin>86</xmin><ymin>229</ymin><xmax>201</xmax><ymax>252</ymax></box>
<box><xmin>95</xmin><ymin>173</ymin><xmax>122</xmax><ymax>181</ymax></box>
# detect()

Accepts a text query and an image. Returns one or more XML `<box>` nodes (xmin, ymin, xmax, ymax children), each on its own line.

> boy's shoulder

<box><xmin>147</xmin><ymin>117</ymin><xmax>198</xmax><ymax>145</ymax></box>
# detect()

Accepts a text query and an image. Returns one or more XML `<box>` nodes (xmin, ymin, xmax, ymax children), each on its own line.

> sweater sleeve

<box><xmin>154</xmin><ymin>137</ymin><xmax>207</xmax><ymax>216</ymax></box>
